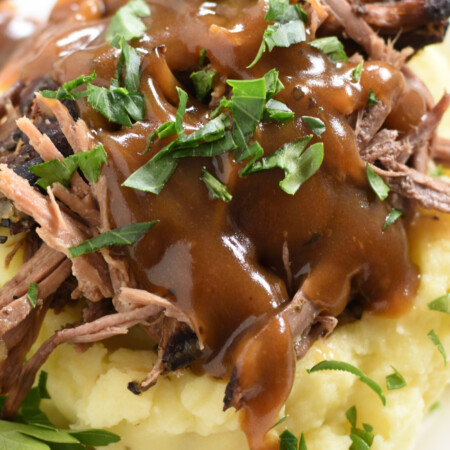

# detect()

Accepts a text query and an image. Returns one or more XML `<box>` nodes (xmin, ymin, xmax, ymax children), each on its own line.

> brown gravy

<box><xmin>3</xmin><ymin>1</ymin><xmax>423</xmax><ymax>448</ymax></box>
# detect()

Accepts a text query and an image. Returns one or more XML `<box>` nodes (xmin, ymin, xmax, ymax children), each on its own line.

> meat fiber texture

<box><xmin>1</xmin><ymin>37</ymin><xmax>450</xmax><ymax>450</ymax></box>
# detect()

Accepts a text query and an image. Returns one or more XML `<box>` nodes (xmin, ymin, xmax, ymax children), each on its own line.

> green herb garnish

<box><xmin>243</xmin><ymin>136</ymin><xmax>324</xmax><ymax>195</ymax></box>
<box><xmin>299</xmin><ymin>433</ymin><xmax>307</xmax><ymax>450</ymax></box>
<box><xmin>301</xmin><ymin>116</ymin><xmax>326</xmax><ymax>137</ymax></box>
<box><xmin>307</xmin><ymin>360</ymin><xmax>386</xmax><ymax>405</ymax></box>
<box><xmin>279</xmin><ymin>429</ymin><xmax>298</xmax><ymax>450</ymax></box>
<box><xmin>350</xmin><ymin>433</ymin><xmax>371</xmax><ymax>450</ymax></box>
<box><xmin>227</xmin><ymin>78</ymin><xmax>267</xmax><ymax>160</ymax></box>
<box><xmin>201</xmin><ymin>169</ymin><xmax>232</xmax><ymax>202</ymax></box>
<box><xmin>385</xmin><ymin>366</ymin><xmax>407</xmax><ymax>390</ymax></box>
<box><xmin>264</xmin><ymin>99</ymin><xmax>294</xmax><ymax>122</ymax></box>
<box><xmin>26</xmin><ymin>283</ymin><xmax>38</xmax><ymax>308</ymax></box>
<box><xmin>428</xmin><ymin>329</ymin><xmax>447</xmax><ymax>365</ymax></box>
<box><xmin>428</xmin><ymin>293</ymin><xmax>450</xmax><ymax>314</ymax></box>
<box><xmin>367</xmin><ymin>88</ymin><xmax>378</xmax><ymax>106</ymax></box>
<box><xmin>383</xmin><ymin>209</ymin><xmax>403</xmax><ymax>231</ymax></box>
<box><xmin>68</xmin><ymin>221</ymin><xmax>158</xmax><ymax>258</ymax></box>
<box><xmin>30</xmin><ymin>144</ymin><xmax>107</xmax><ymax>189</ymax></box>
<box><xmin>346</xmin><ymin>406</ymin><xmax>374</xmax><ymax>449</ymax></box>
<box><xmin>41</xmin><ymin>73</ymin><xmax>96</xmax><ymax>100</ymax></box>
<box><xmin>429</xmin><ymin>401</ymin><xmax>441</xmax><ymax>412</ymax></box>
<box><xmin>105</xmin><ymin>0</ymin><xmax>151</xmax><ymax>42</ymax></box>
<box><xmin>352</xmin><ymin>61</ymin><xmax>363</xmax><ymax>82</ymax></box>
<box><xmin>190</xmin><ymin>69</ymin><xmax>216</xmax><ymax>102</ymax></box>
<box><xmin>309</xmin><ymin>37</ymin><xmax>348</xmax><ymax>62</ymax></box>
<box><xmin>432</xmin><ymin>164</ymin><xmax>443</xmax><ymax>177</ymax></box>
<box><xmin>0</xmin><ymin>371</ymin><xmax>120</xmax><ymax>448</ymax></box>
<box><xmin>248</xmin><ymin>0</ymin><xmax>307</xmax><ymax>68</ymax></box>
<box><xmin>366</xmin><ymin>163</ymin><xmax>390</xmax><ymax>201</ymax></box>
<box><xmin>42</xmin><ymin>37</ymin><xmax>145</xmax><ymax>127</ymax></box>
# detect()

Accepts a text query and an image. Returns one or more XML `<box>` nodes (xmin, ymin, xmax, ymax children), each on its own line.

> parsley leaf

<box><xmin>350</xmin><ymin>433</ymin><xmax>371</xmax><ymax>450</ymax></box>
<box><xmin>307</xmin><ymin>360</ymin><xmax>386</xmax><ymax>405</ymax></box>
<box><xmin>86</xmin><ymin>85</ymin><xmax>143</xmax><ymax>127</ymax></box>
<box><xmin>271</xmin><ymin>415</ymin><xmax>289</xmax><ymax>429</ymax></box>
<box><xmin>429</xmin><ymin>401</ymin><xmax>441</xmax><ymax>412</ymax></box>
<box><xmin>41</xmin><ymin>73</ymin><xmax>96</xmax><ymax>100</ymax></box>
<box><xmin>309</xmin><ymin>37</ymin><xmax>348</xmax><ymax>61</ymax></box>
<box><xmin>123</xmin><ymin>153</ymin><xmax>178</xmax><ymax>194</ymax></box>
<box><xmin>68</xmin><ymin>221</ymin><xmax>158</xmax><ymax>258</ymax></box>
<box><xmin>0</xmin><ymin>371</ymin><xmax>120</xmax><ymax>448</ymax></box>
<box><xmin>385</xmin><ymin>366</ymin><xmax>407</xmax><ymax>390</ymax></box>
<box><xmin>367</xmin><ymin>88</ymin><xmax>378</xmax><ymax>106</ymax></box>
<box><xmin>279</xmin><ymin>429</ymin><xmax>298</xmax><ymax>450</ymax></box>
<box><xmin>201</xmin><ymin>169</ymin><xmax>232</xmax><ymax>202</ymax></box>
<box><xmin>30</xmin><ymin>144</ymin><xmax>107</xmax><ymax>189</ymax></box>
<box><xmin>299</xmin><ymin>433</ymin><xmax>307</xmax><ymax>450</ymax></box>
<box><xmin>42</xmin><ymin>37</ymin><xmax>145</xmax><ymax>127</ymax></box>
<box><xmin>346</xmin><ymin>406</ymin><xmax>375</xmax><ymax>449</ymax></box>
<box><xmin>428</xmin><ymin>329</ymin><xmax>447</xmax><ymax>365</ymax></box>
<box><xmin>111</xmin><ymin>35</ymin><xmax>142</xmax><ymax>93</ymax></box>
<box><xmin>248</xmin><ymin>0</ymin><xmax>306</xmax><ymax>68</ymax></box>
<box><xmin>301</xmin><ymin>116</ymin><xmax>326</xmax><ymax>137</ymax></box>
<box><xmin>26</xmin><ymin>283</ymin><xmax>38</xmax><ymax>308</ymax></box>
<box><xmin>243</xmin><ymin>136</ymin><xmax>324</xmax><ymax>195</ymax></box>
<box><xmin>264</xmin><ymin>99</ymin><xmax>294</xmax><ymax>122</ymax></box>
<box><xmin>366</xmin><ymin>163</ymin><xmax>390</xmax><ymax>201</ymax></box>
<box><xmin>105</xmin><ymin>0</ymin><xmax>151</xmax><ymax>42</ymax></box>
<box><xmin>352</xmin><ymin>61</ymin><xmax>363</xmax><ymax>82</ymax></box>
<box><xmin>227</xmin><ymin>78</ymin><xmax>267</xmax><ymax>160</ymax></box>
<box><xmin>428</xmin><ymin>293</ymin><xmax>450</xmax><ymax>314</ymax></box>
<box><xmin>190</xmin><ymin>69</ymin><xmax>216</xmax><ymax>102</ymax></box>
<box><xmin>383</xmin><ymin>209</ymin><xmax>403</xmax><ymax>231</ymax></box>
<box><xmin>199</xmin><ymin>48</ymin><xmax>207</xmax><ymax>67</ymax></box>
<box><xmin>264</xmin><ymin>68</ymin><xmax>284</xmax><ymax>99</ymax></box>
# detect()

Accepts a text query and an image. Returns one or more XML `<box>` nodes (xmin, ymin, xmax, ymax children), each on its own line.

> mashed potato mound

<box><xmin>1</xmin><ymin>38</ymin><xmax>450</xmax><ymax>450</ymax></box>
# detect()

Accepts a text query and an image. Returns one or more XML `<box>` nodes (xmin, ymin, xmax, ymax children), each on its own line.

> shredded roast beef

<box><xmin>0</xmin><ymin>1</ymin><xmax>449</xmax><ymax>445</ymax></box>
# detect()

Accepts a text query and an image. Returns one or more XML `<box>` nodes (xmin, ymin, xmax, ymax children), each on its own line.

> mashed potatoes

<box><xmin>1</xmin><ymin>34</ymin><xmax>449</xmax><ymax>450</ymax></box>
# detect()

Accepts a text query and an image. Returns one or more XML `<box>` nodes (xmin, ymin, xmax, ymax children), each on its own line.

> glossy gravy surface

<box><xmin>1</xmin><ymin>1</ymin><xmax>423</xmax><ymax>448</ymax></box>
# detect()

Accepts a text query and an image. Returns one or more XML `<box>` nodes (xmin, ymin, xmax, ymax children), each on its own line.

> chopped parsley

<box><xmin>309</xmin><ymin>36</ymin><xmax>348</xmax><ymax>62</ymax></box>
<box><xmin>279</xmin><ymin>429</ymin><xmax>298</xmax><ymax>450</ymax></box>
<box><xmin>30</xmin><ymin>144</ymin><xmax>107</xmax><ymax>189</ymax></box>
<box><xmin>26</xmin><ymin>283</ymin><xmax>38</xmax><ymax>308</ymax></box>
<box><xmin>383</xmin><ymin>209</ymin><xmax>403</xmax><ymax>231</ymax></box>
<box><xmin>105</xmin><ymin>0</ymin><xmax>151</xmax><ymax>42</ymax></box>
<box><xmin>385</xmin><ymin>366</ymin><xmax>407</xmax><ymax>390</ymax></box>
<box><xmin>352</xmin><ymin>61</ymin><xmax>363</xmax><ymax>82</ymax></box>
<box><xmin>124</xmin><ymin>69</ymin><xmax>300</xmax><ymax>195</ymax></box>
<box><xmin>41</xmin><ymin>73</ymin><xmax>96</xmax><ymax>100</ymax></box>
<box><xmin>248</xmin><ymin>0</ymin><xmax>307</xmax><ymax>68</ymax></box>
<box><xmin>190</xmin><ymin>69</ymin><xmax>216</xmax><ymax>102</ymax></box>
<box><xmin>366</xmin><ymin>163</ymin><xmax>390</xmax><ymax>201</ymax></box>
<box><xmin>367</xmin><ymin>88</ymin><xmax>378</xmax><ymax>106</ymax></box>
<box><xmin>242</xmin><ymin>137</ymin><xmax>324</xmax><ymax>195</ymax></box>
<box><xmin>264</xmin><ymin>99</ymin><xmax>294</xmax><ymax>122</ymax></box>
<box><xmin>0</xmin><ymin>371</ymin><xmax>120</xmax><ymax>448</ymax></box>
<box><xmin>68</xmin><ymin>221</ymin><xmax>158</xmax><ymax>258</ymax></box>
<box><xmin>190</xmin><ymin>48</ymin><xmax>216</xmax><ymax>102</ymax></box>
<box><xmin>201</xmin><ymin>169</ymin><xmax>233</xmax><ymax>202</ymax></box>
<box><xmin>301</xmin><ymin>116</ymin><xmax>326</xmax><ymax>137</ymax></box>
<box><xmin>307</xmin><ymin>360</ymin><xmax>386</xmax><ymax>405</ymax></box>
<box><xmin>428</xmin><ymin>329</ymin><xmax>447</xmax><ymax>365</ymax></box>
<box><xmin>346</xmin><ymin>406</ymin><xmax>375</xmax><ymax>449</ymax></box>
<box><xmin>428</xmin><ymin>293</ymin><xmax>450</xmax><ymax>314</ymax></box>
<box><xmin>41</xmin><ymin>37</ymin><xmax>145</xmax><ymax>127</ymax></box>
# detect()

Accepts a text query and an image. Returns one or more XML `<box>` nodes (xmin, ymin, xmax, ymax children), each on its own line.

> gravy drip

<box><xmin>9</xmin><ymin>1</ymin><xmax>422</xmax><ymax>448</ymax></box>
